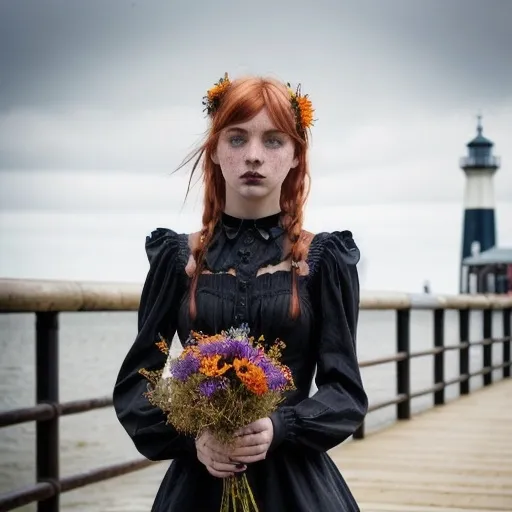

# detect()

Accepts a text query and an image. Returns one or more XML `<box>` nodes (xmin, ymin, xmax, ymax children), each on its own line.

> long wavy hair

<box><xmin>177</xmin><ymin>75</ymin><xmax>312</xmax><ymax>320</ymax></box>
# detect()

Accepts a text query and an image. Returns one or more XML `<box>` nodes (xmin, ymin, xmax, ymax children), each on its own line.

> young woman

<box><xmin>113</xmin><ymin>73</ymin><xmax>368</xmax><ymax>511</ymax></box>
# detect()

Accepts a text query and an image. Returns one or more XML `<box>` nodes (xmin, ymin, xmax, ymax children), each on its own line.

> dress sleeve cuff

<box><xmin>268</xmin><ymin>407</ymin><xmax>296</xmax><ymax>452</ymax></box>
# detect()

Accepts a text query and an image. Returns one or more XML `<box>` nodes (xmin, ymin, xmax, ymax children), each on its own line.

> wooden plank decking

<box><xmin>331</xmin><ymin>378</ymin><xmax>512</xmax><ymax>512</ymax></box>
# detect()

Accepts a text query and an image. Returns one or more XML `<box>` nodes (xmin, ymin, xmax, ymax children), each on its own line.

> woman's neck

<box><xmin>223</xmin><ymin>194</ymin><xmax>281</xmax><ymax>220</ymax></box>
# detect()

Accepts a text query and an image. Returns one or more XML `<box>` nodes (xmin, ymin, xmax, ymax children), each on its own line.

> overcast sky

<box><xmin>0</xmin><ymin>0</ymin><xmax>511</xmax><ymax>293</ymax></box>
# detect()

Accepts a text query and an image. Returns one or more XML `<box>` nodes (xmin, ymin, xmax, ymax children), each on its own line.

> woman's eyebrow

<box><xmin>225</xmin><ymin>127</ymin><xmax>282</xmax><ymax>135</ymax></box>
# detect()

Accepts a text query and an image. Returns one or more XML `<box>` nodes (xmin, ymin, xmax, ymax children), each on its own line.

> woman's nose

<box><xmin>244</xmin><ymin>140</ymin><xmax>264</xmax><ymax>165</ymax></box>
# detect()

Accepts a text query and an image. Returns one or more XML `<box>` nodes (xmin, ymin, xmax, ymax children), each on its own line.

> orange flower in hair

<box><xmin>201</xmin><ymin>73</ymin><xmax>316</xmax><ymax>140</ymax></box>
<box><xmin>297</xmin><ymin>95</ymin><xmax>314</xmax><ymax>129</ymax></box>
<box><xmin>287</xmin><ymin>82</ymin><xmax>315</xmax><ymax>136</ymax></box>
<box><xmin>202</xmin><ymin>72</ymin><xmax>231</xmax><ymax>116</ymax></box>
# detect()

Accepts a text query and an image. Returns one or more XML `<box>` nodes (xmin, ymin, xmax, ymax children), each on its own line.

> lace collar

<box><xmin>204</xmin><ymin>212</ymin><xmax>286</xmax><ymax>274</ymax></box>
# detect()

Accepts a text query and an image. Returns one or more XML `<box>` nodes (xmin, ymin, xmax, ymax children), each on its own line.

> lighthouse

<box><xmin>459</xmin><ymin>116</ymin><xmax>501</xmax><ymax>293</ymax></box>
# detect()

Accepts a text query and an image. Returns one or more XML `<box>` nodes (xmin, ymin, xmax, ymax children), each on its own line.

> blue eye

<box><xmin>227</xmin><ymin>135</ymin><xmax>283</xmax><ymax>148</ymax></box>
<box><xmin>229</xmin><ymin>136</ymin><xmax>245</xmax><ymax>147</ymax></box>
<box><xmin>266</xmin><ymin>138</ymin><xmax>283</xmax><ymax>148</ymax></box>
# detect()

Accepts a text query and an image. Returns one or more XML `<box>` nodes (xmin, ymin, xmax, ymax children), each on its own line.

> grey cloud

<box><xmin>0</xmin><ymin>105</ymin><xmax>206</xmax><ymax>170</ymax></box>
<box><xmin>1</xmin><ymin>100</ymin><xmax>511</xmax><ymax>208</ymax></box>
<box><xmin>1</xmin><ymin>0</ymin><xmax>511</xmax><ymax>111</ymax></box>
<box><xmin>0</xmin><ymin>0</ymin><xmax>511</xmax><ymax>200</ymax></box>
<box><xmin>363</xmin><ymin>0</ymin><xmax>512</xmax><ymax>100</ymax></box>
<box><xmin>0</xmin><ymin>0</ymin><xmax>179</xmax><ymax>109</ymax></box>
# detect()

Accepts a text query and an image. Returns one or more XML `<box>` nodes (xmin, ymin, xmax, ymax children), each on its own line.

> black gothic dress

<box><xmin>113</xmin><ymin>212</ymin><xmax>368</xmax><ymax>512</ymax></box>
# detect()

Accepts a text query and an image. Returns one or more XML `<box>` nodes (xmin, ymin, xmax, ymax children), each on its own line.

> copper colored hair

<box><xmin>177</xmin><ymin>76</ymin><xmax>311</xmax><ymax>320</ymax></box>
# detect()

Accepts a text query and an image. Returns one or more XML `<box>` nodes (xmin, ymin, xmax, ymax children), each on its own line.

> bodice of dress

<box><xmin>201</xmin><ymin>212</ymin><xmax>289</xmax><ymax>326</ymax></box>
<box><xmin>176</xmin><ymin>212</ymin><xmax>318</xmax><ymax>405</ymax></box>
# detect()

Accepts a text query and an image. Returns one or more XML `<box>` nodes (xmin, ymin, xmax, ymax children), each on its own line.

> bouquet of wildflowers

<box><xmin>139</xmin><ymin>324</ymin><xmax>295</xmax><ymax>512</ymax></box>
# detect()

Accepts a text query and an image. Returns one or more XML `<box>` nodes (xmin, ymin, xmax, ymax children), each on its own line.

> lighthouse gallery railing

<box><xmin>459</xmin><ymin>155</ymin><xmax>500</xmax><ymax>168</ymax></box>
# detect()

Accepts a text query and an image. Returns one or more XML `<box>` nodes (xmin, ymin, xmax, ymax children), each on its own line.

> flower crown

<box><xmin>202</xmin><ymin>72</ymin><xmax>315</xmax><ymax>137</ymax></box>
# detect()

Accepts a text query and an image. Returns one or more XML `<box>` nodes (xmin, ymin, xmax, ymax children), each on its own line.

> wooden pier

<box><xmin>332</xmin><ymin>378</ymin><xmax>512</xmax><ymax>511</ymax></box>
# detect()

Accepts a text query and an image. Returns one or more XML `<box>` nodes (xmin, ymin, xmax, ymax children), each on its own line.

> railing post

<box><xmin>36</xmin><ymin>312</ymin><xmax>60</xmax><ymax>512</ymax></box>
<box><xmin>396</xmin><ymin>309</ymin><xmax>410</xmax><ymax>420</ymax></box>
<box><xmin>483</xmin><ymin>309</ymin><xmax>493</xmax><ymax>386</ymax></box>
<box><xmin>459</xmin><ymin>309</ymin><xmax>470</xmax><ymax>395</ymax></box>
<box><xmin>434</xmin><ymin>309</ymin><xmax>445</xmax><ymax>405</ymax></box>
<box><xmin>504</xmin><ymin>308</ymin><xmax>511</xmax><ymax>379</ymax></box>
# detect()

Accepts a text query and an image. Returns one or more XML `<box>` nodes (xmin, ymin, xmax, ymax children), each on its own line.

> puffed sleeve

<box><xmin>113</xmin><ymin>228</ymin><xmax>196</xmax><ymax>460</ymax></box>
<box><xmin>269</xmin><ymin>230</ymin><xmax>368</xmax><ymax>452</ymax></box>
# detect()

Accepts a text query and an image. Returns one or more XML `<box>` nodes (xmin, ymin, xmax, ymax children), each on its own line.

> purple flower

<box><xmin>199</xmin><ymin>378</ymin><xmax>229</xmax><ymax>398</ymax></box>
<box><xmin>258</xmin><ymin>358</ymin><xmax>290</xmax><ymax>391</ymax></box>
<box><xmin>170</xmin><ymin>353</ymin><xmax>200</xmax><ymax>382</ymax></box>
<box><xmin>233</xmin><ymin>341</ymin><xmax>261</xmax><ymax>360</ymax></box>
<box><xmin>199</xmin><ymin>338</ymin><xmax>261</xmax><ymax>361</ymax></box>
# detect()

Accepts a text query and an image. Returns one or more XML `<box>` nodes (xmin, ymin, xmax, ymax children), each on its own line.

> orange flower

<box><xmin>181</xmin><ymin>345</ymin><xmax>200</xmax><ymax>359</ymax></box>
<box><xmin>233</xmin><ymin>358</ymin><xmax>268</xmax><ymax>396</ymax></box>
<box><xmin>298</xmin><ymin>95</ymin><xmax>314</xmax><ymax>129</ymax></box>
<box><xmin>199</xmin><ymin>354</ymin><xmax>232</xmax><ymax>378</ymax></box>
<box><xmin>199</xmin><ymin>334</ymin><xmax>225</xmax><ymax>345</ymax></box>
<box><xmin>203</xmin><ymin>72</ymin><xmax>231</xmax><ymax>116</ymax></box>
<box><xmin>207</xmin><ymin>73</ymin><xmax>231</xmax><ymax>100</ymax></box>
<box><xmin>287</xmin><ymin>82</ymin><xmax>315</xmax><ymax>133</ymax></box>
<box><xmin>280</xmin><ymin>364</ymin><xmax>294</xmax><ymax>388</ymax></box>
<box><xmin>155</xmin><ymin>339</ymin><xmax>169</xmax><ymax>355</ymax></box>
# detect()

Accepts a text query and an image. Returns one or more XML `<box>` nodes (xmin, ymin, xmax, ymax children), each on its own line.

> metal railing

<box><xmin>459</xmin><ymin>155</ymin><xmax>500</xmax><ymax>169</ymax></box>
<box><xmin>0</xmin><ymin>279</ymin><xmax>511</xmax><ymax>511</ymax></box>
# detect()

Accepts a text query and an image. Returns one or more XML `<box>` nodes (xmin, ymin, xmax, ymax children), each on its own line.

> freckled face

<box><xmin>212</xmin><ymin>108</ymin><xmax>299</xmax><ymax>201</ymax></box>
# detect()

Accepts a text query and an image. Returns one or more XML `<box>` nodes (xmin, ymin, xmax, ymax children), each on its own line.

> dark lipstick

<box><xmin>240</xmin><ymin>171</ymin><xmax>265</xmax><ymax>184</ymax></box>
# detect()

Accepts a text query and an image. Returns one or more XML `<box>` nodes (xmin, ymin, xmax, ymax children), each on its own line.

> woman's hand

<box><xmin>229</xmin><ymin>417</ymin><xmax>274</xmax><ymax>464</ymax></box>
<box><xmin>195</xmin><ymin>431</ymin><xmax>247</xmax><ymax>479</ymax></box>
